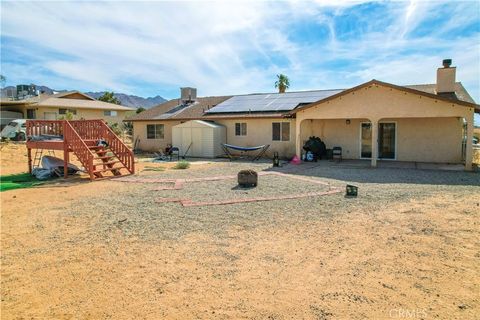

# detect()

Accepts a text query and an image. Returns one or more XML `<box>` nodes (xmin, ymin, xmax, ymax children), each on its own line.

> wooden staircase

<box><xmin>26</xmin><ymin>120</ymin><xmax>135</xmax><ymax>181</ymax></box>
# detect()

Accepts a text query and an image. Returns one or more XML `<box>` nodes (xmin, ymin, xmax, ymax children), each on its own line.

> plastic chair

<box><xmin>332</xmin><ymin>146</ymin><xmax>342</xmax><ymax>162</ymax></box>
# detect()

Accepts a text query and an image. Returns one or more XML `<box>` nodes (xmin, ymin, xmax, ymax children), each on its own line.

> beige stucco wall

<box><xmin>27</xmin><ymin>106</ymin><xmax>129</xmax><ymax>124</ymax></box>
<box><xmin>394</xmin><ymin>117</ymin><xmax>463</xmax><ymax>163</ymax></box>
<box><xmin>133</xmin><ymin>121</ymin><xmax>181</xmax><ymax>151</ymax></box>
<box><xmin>301</xmin><ymin>118</ymin><xmax>367</xmax><ymax>159</ymax></box>
<box><xmin>133</xmin><ymin>118</ymin><xmax>297</xmax><ymax>158</ymax></box>
<box><xmin>302</xmin><ymin>117</ymin><xmax>463</xmax><ymax>163</ymax></box>
<box><xmin>296</xmin><ymin>83</ymin><xmax>475</xmax><ymax>167</ymax></box>
<box><xmin>213</xmin><ymin>118</ymin><xmax>296</xmax><ymax>158</ymax></box>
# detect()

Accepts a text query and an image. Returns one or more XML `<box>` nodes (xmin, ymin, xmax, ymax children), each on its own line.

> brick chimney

<box><xmin>436</xmin><ymin>59</ymin><xmax>456</xmax><ymax>94</ymax></box>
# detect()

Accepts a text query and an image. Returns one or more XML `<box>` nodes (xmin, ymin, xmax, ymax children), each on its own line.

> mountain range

<box><xmin>1</xmin><ymin>85</ymin><xmax>166</xmax><ymax>109</ymax></box>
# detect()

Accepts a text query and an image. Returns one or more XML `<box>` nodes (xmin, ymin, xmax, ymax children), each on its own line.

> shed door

<box><xmin>191</xmin><ymin>127</ymin><xmax>203</xmax><ymax>157</ymax></box>
<box><xmin>181</xmin><ymin>128</ymin><xmax>192</xmax><ymax>156</ymax></box>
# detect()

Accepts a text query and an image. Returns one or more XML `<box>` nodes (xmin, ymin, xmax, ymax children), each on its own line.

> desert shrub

<box><xmin>173</xmin><ymin>161</ymin><xmax>190</xmax><ymax>169</ymax></box>
<box><xmin>108</xmin><ymin>122</ymin><xmax>123</xmax><ymax>135</ymax></box>
<box><xmin>58</xmin><ymin>111</ymin><xmax>74</xmax><ymax>120</ymax></box>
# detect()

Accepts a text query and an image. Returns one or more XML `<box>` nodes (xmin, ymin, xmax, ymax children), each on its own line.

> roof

<box><xmin>291</xmin><ymin>80</ymin><xmax>479</xmax><ymax>114</ymax></box>
<box><xmin>174</xmin><ymin>120</ymin><xmax>225</xmax><ymax>128</ymax></box>
<box><xmin>36</xmin><ymin>97</ymin><xmax>134</xmax><ymax>111</ymax></box>
<box><xmin>0</xmin><ymin>90</ymin><xmax>134</xmax><ymax>111</ymax></box>
<box><xmin>205</xmin><ymin>89</ymin><xmax>344</xmax><ymax>114</ymax></box>
<box><xmin>404</xmin><ymin>82</ymin><xmax>475</xmax><ymax>104</ymax></box>
<box><xmin>128</xmin><ymin>80</ymin><xmax>479</xmax><ymax>121</ymax></box>
<box><xmin>126</xmin><ymin>96</ymin><xmax>231</xmax><ymax>121</ymax></box>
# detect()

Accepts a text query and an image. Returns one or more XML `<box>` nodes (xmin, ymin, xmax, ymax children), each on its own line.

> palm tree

<box><xmin>0</xmin><ymin>74</ymin><xmax>6</xmax><ymax>89</ymax></box>
<box><xmin>275</xmin><ymin>74</ymin><xmax>290</xmax><ymax>93</ymax></box>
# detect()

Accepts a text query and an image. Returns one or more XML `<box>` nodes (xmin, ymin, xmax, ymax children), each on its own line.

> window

<box><xmin>272</xmin><ymin>122</ymin><xmax>290</xmax><ymax>141</ymax></box>
<box><xmin>26</xmin><ymin>109</ymin><xmax>36</xmax><ymax>119</ymax></box>
<box><xmin>235</xmin><ymin>123</ymin><xmax>247</xmax><ymax>136</ymax></box>
<box><xmin>104</xmin><ymin>110</ymin><xmax>118</xmax><ymax>116</ymax></box>
<box><xmin>146</xmin><ymin>124</ymin><xmax>164</xmax><ymax>139</ymax></box>
<box><xmin>59</xmin><ymin>108</ymin><xmax>77</xmax><ymax>115</ymax></box>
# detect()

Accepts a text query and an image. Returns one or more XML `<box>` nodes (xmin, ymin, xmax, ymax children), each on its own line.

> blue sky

<box><xmin>1</xmin><ymin>1</ymin><xmax>479</xmax><ymax>121</ymax></box>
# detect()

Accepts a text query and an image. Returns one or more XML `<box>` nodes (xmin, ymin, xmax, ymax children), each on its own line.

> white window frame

<box><xmin>104</xmin><ymin>110</ymin><xmax>118</xmax><ymax>117</ymax></box>
<box><xmin>146</xmin><ymin>124</ymin><xmax>165</xmax><ymax>140</ymax></box>
<box><xmin>235</xmin><ymin>122</ymin><xmax>247</xmax><ymax>136</ymax></box>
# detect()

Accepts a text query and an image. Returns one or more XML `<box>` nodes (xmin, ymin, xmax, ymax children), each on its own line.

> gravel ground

<box><xmin>2</xmin><ymin>160</ymin><xmax>479</xmax><ymax>319</ymax></box>
<box><xmin>67</xmin><ymin>161</ymin><xmax>479</xmax><ymax>243</ymax></box>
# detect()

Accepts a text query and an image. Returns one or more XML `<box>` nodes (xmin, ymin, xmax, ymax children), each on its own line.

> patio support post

<box><xmin>295</xmin><ymin>118</ymin><xmax>303</xmax><ymax>158</ymax></box>
<box><xmin>465</xmin><ymin>116</ymin><xmax>474</xmax><ymax>171</ymax></box>
<box><xmin>370</xmin><ymin>119</ymin><xmax>378</xmax><ymax>167</ymax></box>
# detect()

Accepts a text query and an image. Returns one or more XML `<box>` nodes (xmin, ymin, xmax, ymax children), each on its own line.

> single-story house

<box><xmin>0</xmin><ymin>91</ymin><xmax>135</xmax><ymax>124</ymax></box>
<box><xmin>127</xmin><ymin>61</ymin><xmax>479</xmax><ymax>170</ymax></box>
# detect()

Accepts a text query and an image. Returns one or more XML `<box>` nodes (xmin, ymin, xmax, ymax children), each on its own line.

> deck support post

<box><xmin>27</xmin><ymin>148</ymin><xmax>32</xmax><ymax>174</ymax></box>
<box><xmin>64</xmin><ymin>150</ymin><xmax>69</xmax><ymax>178</ymax></box>
<box><xmin>63</xmin><ymin>120</ymin><xmax>69</xmax><ymax>178</ymax></box>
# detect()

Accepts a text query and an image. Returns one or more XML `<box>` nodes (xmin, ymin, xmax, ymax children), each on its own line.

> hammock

<box><xmin>222</xmin><ymin>143</ymin><xmax>270</xmax><ymax>161</ymax></box>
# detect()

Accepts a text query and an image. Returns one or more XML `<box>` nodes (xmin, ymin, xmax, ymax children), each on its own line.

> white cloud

<box><xmin>0</xmin><ymin>0</ymin><xmax>478</xmax><ymax>110</ymax></box>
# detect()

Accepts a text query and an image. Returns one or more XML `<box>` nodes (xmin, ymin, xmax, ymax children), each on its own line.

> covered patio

<box><xmin>292</xmin><ymin>80</ymin><xmax>477</xmax><ymax>171</ymax></box>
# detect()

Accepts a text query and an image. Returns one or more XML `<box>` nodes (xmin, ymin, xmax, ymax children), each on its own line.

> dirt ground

<box><xmin>1</xmin><ymin>144</ymin><xmax>479</xmax><ymax>319</ymax></box>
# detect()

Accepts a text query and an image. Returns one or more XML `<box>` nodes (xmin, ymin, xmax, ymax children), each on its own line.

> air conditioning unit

<box><xmin>181</xmin><ymin>87</ymin><xmax>197</xmax><ymax>102</ymax></box>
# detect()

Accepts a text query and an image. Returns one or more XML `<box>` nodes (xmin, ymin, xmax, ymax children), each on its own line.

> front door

<box><xmin>378</xmin><ymin>122</ymin><xmax>396</xmax><ymax>159</ymax></box>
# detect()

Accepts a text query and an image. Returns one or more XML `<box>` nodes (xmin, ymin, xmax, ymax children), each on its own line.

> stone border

<box><xmin>115</xmin><ymin>171</ymin><xmax>341</xmax><ymax>207</ymax></box>
<box><xmin>155</xmin><ymin>189</ymin><xmax>341</xmax><ymax>207</ymax></box>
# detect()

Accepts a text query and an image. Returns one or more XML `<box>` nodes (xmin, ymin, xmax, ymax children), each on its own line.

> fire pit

<box><xmin>238</xmin><ymin>169</ymin><xmax>258</xmax><ymax>187</ymax></box>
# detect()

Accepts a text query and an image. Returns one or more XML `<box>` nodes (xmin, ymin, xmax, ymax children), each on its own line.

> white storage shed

<box><xmin>172</xmin><ymin>120</ymin><xmax>226</xmax><ymax>158</ymax></box>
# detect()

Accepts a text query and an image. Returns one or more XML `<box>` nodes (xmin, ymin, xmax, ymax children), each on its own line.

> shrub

<box><xmin>173</xmin><ymin>161</ymin><xmax>190</xmax><ymax>169</ymax></box>
<box><xmin>108</xmin><ymin>122</ymin><xmax>123</xmax><ymax>135</ymax></box>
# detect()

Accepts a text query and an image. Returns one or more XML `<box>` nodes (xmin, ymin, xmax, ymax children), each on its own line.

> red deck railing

<box><xmin>69</xmin><ymin>120</ymin><xmax>135</xmax><ymax>174</ymax></box>
<box><xmin>26</xmin><ymin>119</ymin><xmax>135</xmax><ymax>180</ymax></box>
<box><xmin>64</xmin><ymin>121</ymin><xmax>95</xmax><ymax>180</ymax></box>
<box><xmin>26</xmin><ymin>120</ymin><xmax>64</xmax><ymax>137</ymax></box>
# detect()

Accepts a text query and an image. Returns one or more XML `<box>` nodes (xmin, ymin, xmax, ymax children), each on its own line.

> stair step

<box><xmin>93</xmin><ymin>173</ymin><xmax>132</xmax><ymax>181</ymax></box>
<box><xmin>93</xmin><ymin>160</ymin><xmax>121</xmax><ymax>166</ymax></box>
<box><xmin>89</xmin><ymin>146</ymin><xmax>110</xmax><ymax>150</ymax></box>
<box><xmin>93</xmin><ymin>166</ymin><xmax>125</xmax><ymax>174</ymax></box>
<box><xmin>94</xmin><ymin>155</ymin><xmax>114</xmax><ymax>160</ymax></box>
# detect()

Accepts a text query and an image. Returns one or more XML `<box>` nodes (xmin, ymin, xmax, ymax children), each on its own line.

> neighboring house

<box><xmin>127</xmin><ymin>60</ymin><xmax>479</xmax><ymax>170</ymax></box>
<box><xmin>0</xmin><ymin>91</ymin><xmax>135</xmax><ymax>124</ymax></box>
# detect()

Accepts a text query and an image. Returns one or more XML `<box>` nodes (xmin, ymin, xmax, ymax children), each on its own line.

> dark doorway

<box><xmin>378</xmin><ymin>122</ymin><xmax>396</xmax><ymax>159</ymax></box>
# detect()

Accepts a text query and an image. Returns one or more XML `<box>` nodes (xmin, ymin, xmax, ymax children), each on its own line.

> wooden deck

<box><xmin>26</xmin><ymin>120</ymin><xmax>135</xmax><ymax>180</ymax></box>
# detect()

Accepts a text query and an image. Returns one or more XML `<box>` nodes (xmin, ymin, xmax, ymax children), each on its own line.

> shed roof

<box><xmin>173</xmin><ymin>120</ymin><xmax>225</xmax><ymax>128</ymax></box>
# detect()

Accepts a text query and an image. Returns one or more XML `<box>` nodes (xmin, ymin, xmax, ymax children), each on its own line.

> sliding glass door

<box><xmin>378</xmin><ymin>122</ymin><xmax>396</xmax><ymax>159</ymax></box>
<box><xmin>360</xmin><ymin>122</ymin><xmax>396</xmax><ymax>160</ymax></box>
<box><xmin>360</xmin><ymin>122</ymin><xmax>372</xmax><ymax>158</ymax></box>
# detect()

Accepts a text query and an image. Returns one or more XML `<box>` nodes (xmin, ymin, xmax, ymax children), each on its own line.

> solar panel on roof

<box><xmin>206</xmin><ymin>89</ymin><xmax>344</xmax><ymax>113</ymax></box>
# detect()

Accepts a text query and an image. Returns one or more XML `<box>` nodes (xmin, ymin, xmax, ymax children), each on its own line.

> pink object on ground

<box><xmin>290</xmin><ymin>155</ymin><xmax>301</xmax><ymax>164</ymax></box>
